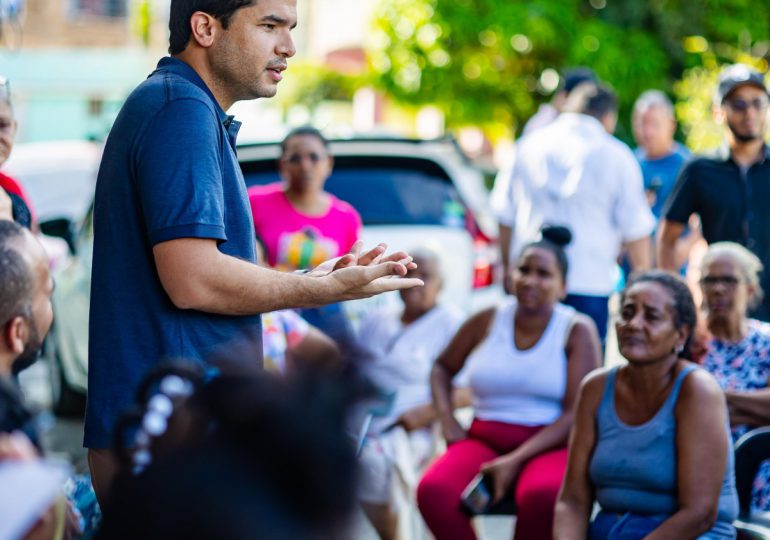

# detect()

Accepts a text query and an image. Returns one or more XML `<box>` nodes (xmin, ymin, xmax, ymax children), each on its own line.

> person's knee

<box><xmin>416</xmin><ymin>470</ymin><xmax>454</xmax><ymax>513</ymax></box>
<box><xmin>515</xmin><ymin>479</ymin><xmax>560</xmax><ymax>513</ymax></box>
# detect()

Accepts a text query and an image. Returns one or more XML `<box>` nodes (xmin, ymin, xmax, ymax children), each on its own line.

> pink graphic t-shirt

<box><xmin>248</xmin><ymin>183</ymin><xmax>362</xmax><ymax>270</ymax></box>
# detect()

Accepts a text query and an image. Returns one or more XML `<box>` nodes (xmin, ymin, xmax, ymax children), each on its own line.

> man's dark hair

<box><xmin>100</xmin><ymin>360</ymin><xmax>366</xmax><ymax>540</ymax></box>
<box><xmin>168</xmin><ymin>0</ymin><xmax>256</xmax><ymax>55</ymax></box>
<box><xmin>0</xmin><ymin>220</ymin><xmax>33</xmax><ymax>327</ymax></box>
<box><xmin>620</xmin><ymin>270</ymin><xmax>697</xmax><ymax>359</ymax></box>
<box><xmin>561</xmin><ymin>67</ymin><xmax>597</xmax><ymax>95</ymax></box>
<box><xmin>564</xmin><ymin>83</ymin><xmax>618</xmax><ymax>121</ymax></box>
<box><xmin>279</xmin><ymin>126</ymin><xmax>330</xmax><ymax>157</ymax></box>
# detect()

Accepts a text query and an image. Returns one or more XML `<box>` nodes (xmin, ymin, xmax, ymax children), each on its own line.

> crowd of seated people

<box><xmin>5</xmin><ymin>70</ymin><xmax>770</xmax><ymax>540</ymax></box>
<box><xmin>5</xmin><ymin>216</ymin><xmax>770</xmax><ymax>539</ymax></box>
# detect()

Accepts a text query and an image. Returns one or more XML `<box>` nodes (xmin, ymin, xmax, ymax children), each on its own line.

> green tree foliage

<box><xmin>276</xmin><ymin>62</ymin><xmax>366</xmax><ymax>112</ymax></box>
<box><xmin>369</xmin><ymin>0</ymin><xmax>770</xmax><ymax>139</ymax></box>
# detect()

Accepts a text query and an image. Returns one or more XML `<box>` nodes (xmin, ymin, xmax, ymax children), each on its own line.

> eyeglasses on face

<box><xmin>283</xmin><ymin>152</ymin><xmax>326</xmax><ymax>165</ymax></box>
<box><xmin>700</xmin><ymin>275</ymin><xmax>741</xmax><ymax>288</ymax></box>
<box><xmin>725</xmin><ymin>97</ymin><xmax>769</xmax><ymax>113</ymax></box>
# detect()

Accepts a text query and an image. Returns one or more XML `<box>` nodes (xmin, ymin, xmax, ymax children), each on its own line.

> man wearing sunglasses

<box><xmin>658</xmin><ymin>64</ymin><xmax>770</xmax><ymax>322</ymax></box>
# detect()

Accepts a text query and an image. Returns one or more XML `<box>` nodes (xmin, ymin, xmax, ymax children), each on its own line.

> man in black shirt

<box><xmin>659</xmin><ymin>64</ymin><xmax>770</xmax><ymax>321</ymax></box>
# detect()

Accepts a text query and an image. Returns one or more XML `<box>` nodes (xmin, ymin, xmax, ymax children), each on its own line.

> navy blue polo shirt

<box><xmin>85</xmin><ymin>57</ymin><xmax>262</xmax><ymax>449</ymax></box>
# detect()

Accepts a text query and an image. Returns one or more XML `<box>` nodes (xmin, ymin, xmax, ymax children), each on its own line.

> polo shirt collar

<box><xmin>154</xmin><ymin>56</ymin><xmax>237</xmax><ymax>129</ymax></box>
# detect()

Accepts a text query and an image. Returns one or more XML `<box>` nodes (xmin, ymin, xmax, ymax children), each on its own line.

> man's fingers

<box><xmin>357</xmin><ymin>243</ymin><xmax>387</xmax><ymax>266</ymax></box>
<box><xmin>360</xmin><ymin>260</ymin><xmax>408</xmax><ymax>280</ymax></box>
<box><xmin>380</xmin><ymin>250</ymin><xmax>410</xmax><ymax>263</ymax></box>
<box><xmin>369</xmin><ymin>277</ymin><xmax>425</xmax><ymax>292</ymax></box>
<box><xmin>397</xmin><ymin>256</ymin><xmax>414</xmax><ymax>268</ymax></box>
<box><xmin>347</xmin><ymin>240</ymin><xmax>363</xmax><ymax>260</ymax></box>
<box><xmin>333</xmin><ymin>254</ymin><xmax>356</xmax><ymax>270</ymax></box>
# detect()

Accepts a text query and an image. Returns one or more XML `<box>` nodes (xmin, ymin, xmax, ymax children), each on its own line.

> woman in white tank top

<box><xmin>417</xmin><ymin>227</ymin><xmax>602</xmax><ymax>540</ymax></box>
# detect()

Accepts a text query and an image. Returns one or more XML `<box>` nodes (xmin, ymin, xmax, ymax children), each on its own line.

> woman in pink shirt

<box><xmin>249</xmin><ymin>127</ymin><xmax>362</xmax><ymax>353</ymax></box>
<box><xmin>248</xmin><ymin>126</ymin><xmax>361</xmax><ymax>271</ymax></box>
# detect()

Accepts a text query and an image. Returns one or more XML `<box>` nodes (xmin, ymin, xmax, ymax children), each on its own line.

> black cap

<box><xmin>716</xmin><ymin>64</ymin><xmax>768</xmax><ymax>103</ymax></box>
<box><xmin>562</xmin><ymin>68</ymin><xmax>597</xmax><ymax>94</ymax></box>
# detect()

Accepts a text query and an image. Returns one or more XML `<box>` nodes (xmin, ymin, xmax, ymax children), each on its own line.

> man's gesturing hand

<box><xmin>307</xmin><ymin>241</ymin><xmax>418</xmax><ymax>278</ymax></box>
<box><xmin>322</xmin><ymin>257</ymin><xmax>424</xmax><ymax>300</ymax></box>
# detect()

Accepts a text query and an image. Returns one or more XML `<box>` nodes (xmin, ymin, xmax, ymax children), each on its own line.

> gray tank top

<box><xmin>589</xmin><ymin>365</ymin><xmax>738</xmax><ymax>539</ymax></box>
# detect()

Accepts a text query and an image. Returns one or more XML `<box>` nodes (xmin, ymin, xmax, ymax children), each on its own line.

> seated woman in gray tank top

<box><xmin>554</xmin><ymin>271</ymin><xmax>738</xmax><ymax>539</ymax></box>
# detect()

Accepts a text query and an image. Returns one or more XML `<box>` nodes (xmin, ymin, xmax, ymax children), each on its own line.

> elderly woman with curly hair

<box><xmin>699</xmin><ymin>242</ymin><xmax>770</xmax><ymax>510</ymax></box>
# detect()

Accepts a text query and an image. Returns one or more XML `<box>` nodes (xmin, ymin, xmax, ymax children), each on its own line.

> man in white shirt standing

<box><xmin>494</xmin><ymin>84</ymin><xmax>654</xmax><ymax>342</ymax></box>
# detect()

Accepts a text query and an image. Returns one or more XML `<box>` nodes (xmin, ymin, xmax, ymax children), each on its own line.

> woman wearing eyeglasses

<box><xmin>699</xmin><ymin>242</ymin><xmax>770</xmax><ymax>511</ymax></box>
<box><xmin>248</xmin><ymin>126</ymin><xmax>361</xmax><ymax>272</ymax></box>
<box><xmin>248</xmin><ymin>126</ymin><xmax>362</xmax><ymax>353</ymax></box>
<box><xmin>0</xmin><ymin>78</ymin><xmax>36</xmax><ymax>228</ymax></box>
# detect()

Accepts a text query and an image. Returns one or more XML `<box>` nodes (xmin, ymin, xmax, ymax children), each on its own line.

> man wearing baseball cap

<box><xmin>658</xmin><ymin>64</ymin><xmax>770</xmax><ymax>321</ymax></box>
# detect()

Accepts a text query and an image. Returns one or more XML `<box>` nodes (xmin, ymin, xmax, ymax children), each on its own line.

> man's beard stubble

<box><xmin>11</xmin><ymin>319</ymin><xmax>43</xmax><ymax>376</ymax></box>
<box><xmin>727</xmin><ymin>118</ymin><xmax>766</xmax><ymax>143</ymax></box>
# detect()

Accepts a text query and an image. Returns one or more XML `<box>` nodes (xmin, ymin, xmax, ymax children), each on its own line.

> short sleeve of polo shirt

<box><xmin>662</xmin><ymin>162</ymin><xmax>697</xmax><ymax>225</ymax></box>
<box><xmin>135</xmin><ymin>98</ymin><xmax>227</xmax><ymax>246</ymax></box>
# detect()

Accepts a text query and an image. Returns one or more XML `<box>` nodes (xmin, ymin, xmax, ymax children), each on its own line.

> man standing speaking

<box><xmin>85</xmin><ymin>0</ymin><xmax>422</xmax><ymax>503</ymax></box>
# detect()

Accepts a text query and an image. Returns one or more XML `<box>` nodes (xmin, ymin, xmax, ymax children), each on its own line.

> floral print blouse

<box><xmin>703</xmin><ymin>319</ymin><xmax>770</xmax><ymax>511</ymax></box>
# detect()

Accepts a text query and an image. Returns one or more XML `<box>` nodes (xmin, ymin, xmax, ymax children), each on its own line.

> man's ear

<box><xmin>189</xmin><ymin>11</ymin><xmax>218</xmax><ymax>49</ymax></box>
<box><xmin>3</xmin><ymin>316</ymin><xmax>27</xmax><ymax>355</ymax></box>
<box><xmin>713</xmin><ymin>103</ymin><xmax>726</xmax><ymax>125</ymax></box>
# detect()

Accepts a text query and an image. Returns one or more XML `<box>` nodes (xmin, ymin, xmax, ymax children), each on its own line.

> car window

<box><xmin>242</xmin><ymin>157</ymin><xmax>467</xmax><ymax>227</ymax></box>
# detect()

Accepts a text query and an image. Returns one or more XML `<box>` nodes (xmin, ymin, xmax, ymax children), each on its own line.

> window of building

<box><xmin>71</xmin><ymin>0</ymin><xmax>128</xmax><ymax>17</ymax></box>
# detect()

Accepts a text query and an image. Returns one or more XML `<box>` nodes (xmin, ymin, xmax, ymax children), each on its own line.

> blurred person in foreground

<box><xmin>85</xmin><ymin>0</ymin><xmax>422</xmax><ymax>504</ymax></box>
<box><xmin>495</xmin><ymin>83</ymin><xmax>655</xmax><ymax>342</ymax></box>
<box><xmin>98</xmin><ymin>359</ymin><xmax>364</xmax><ymax>540</ymax></box>
<box><xmin>354</xmin><ymin>249</ymin><xmax>464</xmax><ymax>540</ymax></box>
<box><xmin>417</xmin><ymin>227</ymin><xmax>601</xmax><ymax>540</ymax></box>
<box><xmin>659</xmin><ymin>64</ymin><xmax>770</xmax><ymax>322</ymax></box>
<box><xmin>0</xmin><ymin>220</ymin><xmax>83</xmax><ymax>540</ymax></box>
<box><xmin>555</xmin><ymin>271</ymin><xmax>737</xmax><ymax>539</ymax></box>
<box><xmin>249</xmin><ymin>126</ymin><xmax>362</xmax><ymax>352</ymax></box>
<box><xmin>698</xmin><ymin>242</ymin><xmax>770</xmax><ymax>511</ymax></box>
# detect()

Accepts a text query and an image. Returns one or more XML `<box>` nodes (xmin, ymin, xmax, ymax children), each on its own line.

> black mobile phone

<box><xmin>460</xmin><ymin>473</ymin><xmax>493</xmax><ymax>516</ymax></box>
